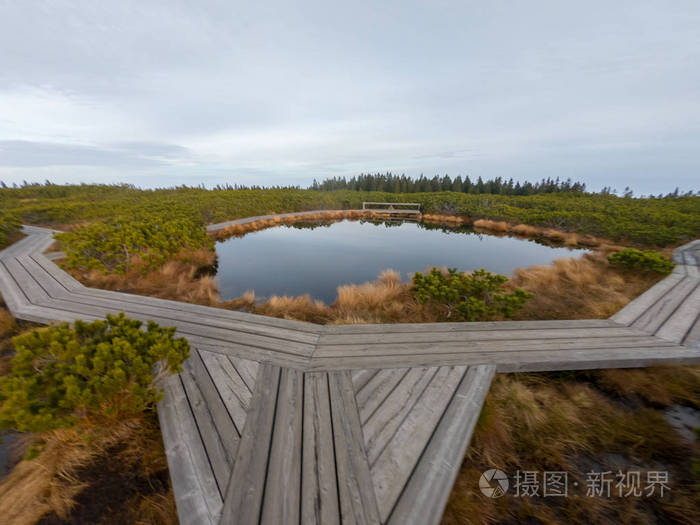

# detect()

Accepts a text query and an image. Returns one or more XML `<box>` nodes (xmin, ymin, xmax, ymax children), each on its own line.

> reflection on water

<box><xmin>215</xmin><ymin>220</ymin><xmax>588</xmax><ymax>304</ymax></box>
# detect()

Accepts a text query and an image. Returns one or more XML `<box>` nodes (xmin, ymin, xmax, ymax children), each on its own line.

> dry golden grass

<box><xmin>0</xmin><ymin>306</ymin><xmax>15</xmax><ymax>341</ymax></box>
<box><xmin>77</xmin><ymin>250</ymin><xmax>220</xmax><ymax>306</ymax></box>
<box><xmin>255</xmin><ymin>294</ymin><xmax>330</xmax><ymax>323</ymax></box>
<box><xmin>593</xmin><ymin>366</ymin><xmax>700</xmax><ymax>407</ymax></box>
<box><xmin>210</xmin><ymin>210</ymin><xmax>370</xmax><ymax>241</ymax></box>
<box><xmin>330</xmin><ymin>269</ymin><xmax>424</xmax><ymax>324</ymax></box>
<box><xmin>474</xmin><ymin>218</ymin><xmax>509</xmax><ymax>232</ymax></box>
<box><xmin>422</xmin><ymin>213</ymin><xmax>471</xmax><ymax>225</ymax></box>
<box><xmin>472</xmin><ymin>218</ymin><xmax>608</xmax><ymax>248</ymax></box>
<box><xmin>509</xmin><ymin>251</ymin><xmax>659</xmax><ymax>320</ymax></box>
<box><xmin>442</xmin><ymin>370</ymin><xmax>699</xmax><ymax>525</ymax></box>
<box><xmin>0</xmin><ymin>418</ymin><xmax>161</xmax><ymax>524</ymax></box>
<box><xmin>125</xmin><ymin>489</ymin><xmax>178</xmax><ymax>525</ymax></box>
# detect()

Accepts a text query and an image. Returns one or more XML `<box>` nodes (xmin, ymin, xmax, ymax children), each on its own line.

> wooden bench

<box><xmin>362</xmin><ymin>202</ymin><xmax>421</xmax><ymax>214</ymax></box>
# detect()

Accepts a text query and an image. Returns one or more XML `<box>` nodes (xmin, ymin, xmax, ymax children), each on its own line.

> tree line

<box><xmin>310</xmin><ymin>174</ymin><xmax>585</xmax><ymax>195</ymax></box>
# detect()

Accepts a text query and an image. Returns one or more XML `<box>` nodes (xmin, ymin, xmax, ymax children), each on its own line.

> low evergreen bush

<box><xmin>0</xmin><ymin>313</ymin><xmax>189</xmax><ymax>432</ymax></box>
<box><xmin>607</xmin><ymin>248</ymin><xmax>675</xmax><ymax>275</ymax></box>
<box><xmin>0</xmin><ymin>211</ymin><xmax>21</xmax><ymax>248</ymax></box>
<box><xmin>412</xmin><ymin>268</ymin><xmax>533</xmax><ymax>321</ymax></box>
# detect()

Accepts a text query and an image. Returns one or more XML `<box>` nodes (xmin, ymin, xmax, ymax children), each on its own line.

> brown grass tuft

<box><xmin>76</xmin><ymin>250</ymin><xmax>220</xmax><ymax>306</ymax></box>
<box><xmin>510</xmin><ymin>251</ymin><xmax>659</xmax><ymax>320</ymax></box>
<box><xmin>0</xmin><ymin>419</ymin><xmax>158</xmax><ymax>524</ymax></box>
<box><xmin>474</xmin><ymin>218</ymin><xmax>509</xmax><ymax>232</ymax></box>
<box><xmin>210</xmin><ymin>210</ymin><xmax>376</xmax><ymax>241</ymax></box>
<box><xmin>256</xmin><ymin>294</ymin><xmax>330</xmax><ymax>323</ymax></box>
<box><xmin>0</xmin><ymin>306</ymin><xmax>15</xmax><ymax>340</ymax></box>
<box><xmin>510</xmin><ymin>223</ymin><xmax>540</xmax><ymax>237</ymax></box>
<box><xmin>442</xmin><ymin>370</ymin><xmax>698</xmax><ymax>525</ymax></box>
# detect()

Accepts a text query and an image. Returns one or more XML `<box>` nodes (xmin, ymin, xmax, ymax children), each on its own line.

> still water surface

<box><xmin>215</xmin><ymin>220</ymin><xmax>587</xmax><ymax>304</ymax></box>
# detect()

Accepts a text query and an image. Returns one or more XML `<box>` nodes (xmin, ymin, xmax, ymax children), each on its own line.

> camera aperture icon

<box><xmin>479</xmin><ymin>468</ymin><xmax>509</xmax><ymax>498</ymax></box>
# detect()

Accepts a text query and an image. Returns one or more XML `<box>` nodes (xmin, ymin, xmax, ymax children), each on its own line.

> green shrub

<box><xmin>412</xmin><ymin>268</ymin><xmax>533</xmax><ymax>321</ymax></box>
<box><xmin>0</xmin><ymin>313</ymin><xmax>189</xmax><ymax>433</ymax></box>
<box><xmin>607</xmin><ymin>248</ymin><xmax>675</xmax><ymax>275</ymax></box>
<box><xmin>0</xmin><ymin>211</ymin><xmax>21</xmax><ymax>248</ymax></box>
<box><xmin>55</xmin><ymin>215</ymin><xmax>213</xmax><ymax>274</ymax></box>
<box><xmin>2</xmin><ymin>184</ymin><xmax>699</xmax><ymax>246</ymax></box>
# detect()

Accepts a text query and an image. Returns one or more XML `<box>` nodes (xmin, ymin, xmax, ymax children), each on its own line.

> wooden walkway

<box><xmin>1</xmin><ymin>218</ymin><xmax>699</xmax><ymax>525</ymax></box>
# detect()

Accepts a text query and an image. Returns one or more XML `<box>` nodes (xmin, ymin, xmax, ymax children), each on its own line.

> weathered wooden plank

<box><xmin>302</xmin><ymin>372</ymin><xmax>340</xmax><ymax>525</ymax></box>
<box><xmin>186</xmin><ymin>338</ymin><xmax>310</xmax><ymax>369</ymax></box>
<box><xmin>611</xmin><ymin>271</ymin><xmax>686</xmax><ymax>325</ymax></box>
<box><xmin>351</xmin><ymin>368</ymin><xmax>379</xmax><ymax>393</ymax></box>
<box><xmin>218</xmin><ymin>364</ymin><xmax>280</xmax><ymax>525</ymax></box>
<box><xmin>363</xmin><ymin>368</ymin><xmax>438</xmax><ymax>465</ymax></box>
<box><xmin>683</xmin><ymin>250</ymin><xmax>699</xmax><ymax>267</ymax></box>
<box><xmin>0</xmin><ymin>232</ymin><xmax>46</xmax><ymax>261</ymax></box>
<box><xmin>158</xmin><ymin>374</ymin><xmax>221</xmax><ymax>525</ymax></box>
<box><xmin>17</xmin><ymin>255</ymin><xmax>75</xmax><ymax>299</ymax></box>
<box><xmin>632</xmin><ymin>277</ymin><xmax>699</xmax><ymax>333</ymax></box>
<box><xmin>260</xmin><ymin>368</ymin><xmax>303</xmax><ymax>525</ymax></box>
<box><xmin>371</xmin><ymin>365</ymin><xmax>466</xmax><ymax>522</ymax></box>
<box><xmin>315</xmin><ymin>334</ymin><xmax>677</xmax><ymax>358</ymax></box>
<box><xmin>0</xmin><ymin>258</ymin><xmax>51</xmax><ymax>303</ymax></box>
<box><xmin>30</xmin><ymin>254</ymin><xmax>85</xmax><ymax>292</ymax></box>
<box><xmin>495</xmin><ymin>347</ymin><xmax>700</xmax><ymax>372</ymax></box>
<box><xmin>186</xmin><ymin>349</ymin><xmax>240</xmax><ymax>456</ymax></box>
<box><xmin>306</xmin><ymin>342</ymin><xmax>693</xmax><ymax>372</ymax></box>
<box><xmin>655</xmin><ymin>283</ymin><xmax>700</xmax><ymax>342</ymax></box>
<box><xmin>324</xmin><ymin>318</ymin><xmax>615</xmax><ymax>335</ymax></box>
<box><xmin>318</xmin><ymin>326</ymin><xmax>642</xmax><ymax>346</ymax></box>
<box><xmin>0</xmin><ymin>265</ymin><xmax>30</xmax><ymax>312</ymax></box>
<box><xmin>386</xmin><ymin>365</ymin><xmax>495</xmax><ymax>525</ymax></box>
<box><xmin>6</xmin><ymin>302</ymin><xmax>98</xmax><ymax>325</ymax></box>
<box><xmin>179</xmin><ymin>367</ymin><xmax>232</xmax><ymax>493</ymax></box>
<box><xmin>356</xmin><ymin>368</ymin><xmax>409</xmax><ymax>425</ymax></box>
<box><xmin>229</xmin><ymin>355</ymin><xmax>259</xmax><ymax>392</ymax></box>
<box><xmin>198</xmin><ymin>351</ymin><xmax>252</xmax><ymax>434</ymax></box>
<box><xmin>329</xmin><ymin>371</ymin><xmax>381</xmax><ymax>525</ymax></box>
<box><xmin>682</xmin><ymin>315</ymin><xmax>700</xmax><ymax>345</ymax></box>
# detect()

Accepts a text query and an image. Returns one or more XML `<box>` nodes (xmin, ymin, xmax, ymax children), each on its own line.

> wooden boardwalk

<box><xmin>1</xmin><ymin>218</ymin><xmax>699</xmax><ymax>525</ymax></box>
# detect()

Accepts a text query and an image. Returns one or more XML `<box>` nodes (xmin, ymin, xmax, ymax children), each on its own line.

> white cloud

<box><xmin>0</xmin><ymin>1</ymin><xmax>699</xmax><ymax>192</ymax></box>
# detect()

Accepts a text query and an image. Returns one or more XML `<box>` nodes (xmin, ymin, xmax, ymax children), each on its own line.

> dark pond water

<box><xmin>215</xmin><ymin>220</ymin><xmax>588</xmax><ymax>304</ymax></box>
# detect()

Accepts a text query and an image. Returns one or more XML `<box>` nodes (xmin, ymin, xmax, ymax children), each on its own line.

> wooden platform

<box><xmin>361</xmin><ymin>202</ymin><xmax>421</xmax><ymax>214</ymax></box>
<box><xmin>1</xmin><ymin>217</ymin><xmax>699</xmax><ymax>525</ymax></box>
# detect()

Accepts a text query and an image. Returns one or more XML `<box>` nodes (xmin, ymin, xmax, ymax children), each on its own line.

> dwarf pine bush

<box><xmin>55</xmin><ymin>214</ymin><xmax>213</xmax><ymax>274</ymax></box>
<box><xmin>0</xmin><ymin>313</ymin><xmax>189</xmax><ymax>432</ymax></box>
<box><xmin>412</xmin><ymin>268</ymin><xmax>533</xmax><ymax>321</ymax></box>
<box><xmin>607</xmin><ymin>248</ymin><xmax>675</xmax><ymax>275</ymax></box>
<box><xmin>0</xmin><ymin>211</ymin><xmax>21</xmax><ymax>248</ymax></box>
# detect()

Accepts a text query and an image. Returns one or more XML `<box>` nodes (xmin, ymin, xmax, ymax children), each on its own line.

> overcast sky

<box><xmin>1</xmin><ymin>1</ymin><xmax>699</xmax><ymax>194</ymax></box>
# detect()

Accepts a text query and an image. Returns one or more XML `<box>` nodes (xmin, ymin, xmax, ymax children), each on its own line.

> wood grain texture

<box><xmin>386</xmin><ymin>365</ymin><xmax>495</xmax><ymax>525</ymax></box>
<box><xmin>302</xmin><ymin>372</ymin><xmax>340</xmax><ymax>525</ymax></box>
<box><xmin>260</xmin><ymin>368</ymin><xmax>304</xmax><ymax>525</ymax></box>
<box><xmin>218</xmin><ymin>364</ymin><xmax>280</xmax><ymax>525</ymax></box>
<box><xmin>329</xmin><ymin>371</ymin><xmax>381</xmax><ymax>525</ymax></box>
